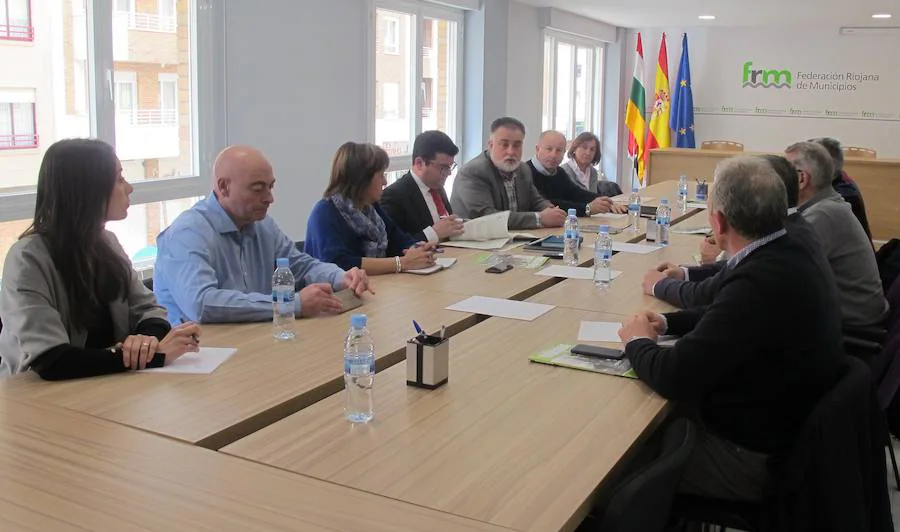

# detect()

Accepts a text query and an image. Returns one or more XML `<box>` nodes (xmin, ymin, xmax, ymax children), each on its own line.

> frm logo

<box><xmin>742</xmin><ymin>61</ymin><xmax>792</xmax><ymax>88</ymax></box>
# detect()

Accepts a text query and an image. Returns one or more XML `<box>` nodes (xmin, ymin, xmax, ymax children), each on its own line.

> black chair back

<box><xmin>597</xmin><ymin>418</ymin><xmax>696</xmax><ymax>532</ymax></box>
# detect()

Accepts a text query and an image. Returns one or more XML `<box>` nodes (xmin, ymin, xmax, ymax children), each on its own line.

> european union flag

<box><xmin>670</xmin><ymin>33</ymin><xmax>695</xmax><ymax>148</ymax></box>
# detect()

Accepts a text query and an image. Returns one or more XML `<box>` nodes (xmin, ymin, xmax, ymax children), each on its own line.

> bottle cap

<box><xmin>276</xmin><ymin>257</ymin><xmax>289</xmax><ymax>267</ymax></box>
<box><xmin>351</xmin><ymin>314</ymin><xmax>367</xmax><ymax>328</ymax></box>
<box><xmin>567</xmin><ymin>208</ymin><xmax>577</xmax><ymax>216</ymax></box>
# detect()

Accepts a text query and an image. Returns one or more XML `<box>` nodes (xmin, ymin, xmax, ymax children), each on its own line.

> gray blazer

<box><xmin>0</xmin><ymin>232</ymin><xmax>168</xmax><ymax>375</ymax></box>
<box><xmin>562</xmin><ymin>161</ymin><xmax>623</xmax><ymax>198</ymax></box>
<box><xmin>450</xmin><ymin>152</ymin><xmax>551</xmax><ymax>230</ymax></box>
<box><xmin>798</xmin><ymin>188</ymin><xmax>887</xmax><ymax>330</ymax></box>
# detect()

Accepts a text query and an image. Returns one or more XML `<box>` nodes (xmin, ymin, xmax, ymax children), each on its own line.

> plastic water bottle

<box><xmin>656</xmin><ymin>199</ymin><xmax>671</xmax><ymax>246</ymax></box>
<box><xmin>678</xmin><ymin>175</ymin><xmax>689</xmax><ymax>211</ymax></box>
<box><xmin>272</xmin><ymin>257</ymin><xmax>296</xmax><ymax>340</ymax></box>
<box><xmin>344</xmin><ymin>314</ymin><xmax>375</xmax><ymax>423</ymax></box>
<box><xmin>594</xmin><ymin>225</ymin><xmax>613</xmax><ymax>289</ymax></box>
<box><xmin>563</xmin><ymin>208</ymin><xmax>580</xmax><ymax>266</ymax></box>
<box><xmin>628</xmin><ymin>188</ymin><xmax>642</xmax><ymax>233</ymax></box>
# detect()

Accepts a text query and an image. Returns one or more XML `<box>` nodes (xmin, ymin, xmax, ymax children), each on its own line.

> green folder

<box><xmin>529</xmin><ymin>344</ymin><xmax>638</xmax><ymax>379</ymax></box>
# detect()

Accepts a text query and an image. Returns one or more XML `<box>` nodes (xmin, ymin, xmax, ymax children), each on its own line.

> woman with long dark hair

<box><xmin>0</xmin><ymin>139</ymin><xmax>201</xmax><ymax>380</ymax></box>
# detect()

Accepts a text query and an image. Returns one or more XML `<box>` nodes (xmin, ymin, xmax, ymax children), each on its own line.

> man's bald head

<box><xmin>212</xmin><ymin>145</ymin><xmax>275</xmax><ymax>228</ymax></box>
<box><xmin>535</xmin><ymin>130</ymin><xmax>567</xmax><ymax>173</ymax></box>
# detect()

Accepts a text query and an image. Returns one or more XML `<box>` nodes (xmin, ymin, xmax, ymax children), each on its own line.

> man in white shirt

<box><xmin>380</xmin><ymin>130</ymin><xmax>465</xmax><ymax>243</ymax></box>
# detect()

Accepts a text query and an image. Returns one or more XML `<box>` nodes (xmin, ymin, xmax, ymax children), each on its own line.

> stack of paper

<box><xmin>443</xmin><ymin>212</ymin><xmax>537</xmax><ymax>251</ymax></box>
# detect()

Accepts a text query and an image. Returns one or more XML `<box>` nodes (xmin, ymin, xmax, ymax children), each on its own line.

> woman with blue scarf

<box><xmin>306</xmin><ymin>142</ymin><xmax>437</xmax><ymax>275</ymax></box>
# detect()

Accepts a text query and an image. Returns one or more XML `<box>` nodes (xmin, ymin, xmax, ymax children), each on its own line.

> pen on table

<box><xmin>413</xmin><ymin>320</ymin><xmax>426</xmax><ymax>340</ymax></box>
<box><xmin>414</xmin><ymin>242</ymin><xmax>444</xmax><ymax>253</ymax></box>
<box><xmin>180</xmin><ymin>318</ymin><xmax>200</xmax><ymax>344</ymax></box>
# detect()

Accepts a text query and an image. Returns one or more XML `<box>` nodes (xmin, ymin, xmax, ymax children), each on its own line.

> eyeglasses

<box><xmin>427</xmin><ymin>160</ymin><xmax>458</xmax><ymax>175</ymax></box>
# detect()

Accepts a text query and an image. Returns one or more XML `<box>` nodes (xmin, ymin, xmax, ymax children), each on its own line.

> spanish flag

<box><xmin>624</xmin><ymin>33</ymin><xmax>647</xmax><ymax>183</ymax></box>
<box><xmin>645</xmin><ymin>33</ymin><xmax>671</xmax><ymax>174</ymax></box>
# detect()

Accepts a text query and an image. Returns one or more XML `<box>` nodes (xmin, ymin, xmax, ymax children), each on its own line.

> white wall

<box><xmin>224</xmin><ymin>0</ymin><xmax>369</xmax><ymax>240</ymax></box>
<box><xmin>505</xmin><ymin>1</ymin><xmax>543</xmax><ymax>144</ymax></box>
<box><xmin>621</xmin><ymin>27</ymin><xmax>900</xmax><ymax>167</ymax></box>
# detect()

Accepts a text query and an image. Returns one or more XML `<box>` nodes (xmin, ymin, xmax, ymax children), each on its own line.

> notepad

<box><xmin>612</xmin><ymin>194</ymin><xmax>655</xmax><ymax>204</ymax></box>
<box><xmin>442</xmin><ymin>237</ymin><xmax>512</xmax><ymax>250</ymax></box>
<box><xmin>529</xmin><ymin>344</ymin><xmax>637</xmax><ymax>379</ymax></box>
<box><xmin>591</xmin><ymin>212</ymin><xmax>629</xmax><ymax>220</ymax></box>
<box><xmin>686</xmin><ymin>201</ymin><xmax>708</xmax><ymax>209</ymax></box>
<box><xmin>578</xmin><ymin>321</ymin><xmax>622</xmax><ymax>343</ymax></box>
<box><xmin>405</xmin><ymin>257</ymin><xmax>457</xmax><ymax>275</ymax></box>
<box><xmin>445</xmin><ymin>296</ymin><xmax>555</xmax><ymax>321</ymax></box>
<box><xmin>610</xmin><ymin>242</ymin><xmax>663</xmax><ymax>255</ymax></box>
<box><xmin>536</xmin><ymin>265</ymin><xmax>623</xmax><ymax>281</ymax></box>
<box><xmin>140</xmin><ymin>347</ymin><xmax>237</xmax><ymax>375</ymax></box>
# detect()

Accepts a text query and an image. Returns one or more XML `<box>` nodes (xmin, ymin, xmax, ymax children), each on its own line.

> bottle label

<box><xmin>597</xmin><ymin>250</ymin><xmax>611</xmax><ymax>260</ymax></box>
<box><xmin>346</xmin><ymin>360</ymin><xmax>374</xmax><ymax>375</ymax></box>
<box><xmin>272</xmin><ymin>289</ymin><xmax>295</xmax><ymax>303</ymax></box>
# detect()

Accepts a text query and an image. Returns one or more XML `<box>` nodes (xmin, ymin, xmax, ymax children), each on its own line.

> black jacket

<box><xmin>654</xmin><ymin>212</ymin><xmax>834</xmax><ymax>311</ymax></box>
<box><xmin>628</xmin><ymin>234</ymin><xmax>843</xmax><ymax>455</ymax></box>
<box><xmin>526</xmin><ymin>160</ymin><xmax>599</xmax><ymax>216</ymax></box>
<box><xmin>379</xmin><ymin>172</ymin><xmax>451</xmax><ymax>242</ymax></box>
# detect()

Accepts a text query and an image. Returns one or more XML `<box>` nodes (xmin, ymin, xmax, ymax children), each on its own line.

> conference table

<box><xmin>0</xmin><ymin>179</ymin><xmax>708</xmax><ymax>531</ymax></box>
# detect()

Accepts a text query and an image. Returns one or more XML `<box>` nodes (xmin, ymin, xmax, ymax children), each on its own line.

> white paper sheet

<box><xmin>535</xmin><ymin>265</ymin><xmax>623</xmax><ymax>281</ymax></box>
<box><xmin>611</xmin><ymin>242</ymin><xmax>663</xmax><ymax>255</ymax></box>
<box><xmin>686</xmin><ymin>201</ymin><xmax>708</xmax><ymax>209</ymax></box>
<box><xmin>140</xmin><ymin>347</ymin><xmax>237</xmax><ymax>375</ymax></box>
<box><xmin>441</xmin><ymin>237</ymin><xmax>512</xmax><ymax>250</ymax></box>
<box><xmin>451</xmin><ymin>211</ymin><xmax>510</xmax><ymax>242</ymax></box>
<box><xmin>445</xmin><ymin>296</ymin><xmax>555</xmax><ymax>321</ymax></box>
<box><xmin>671</xmin><ymin>226</ymin><xmax>712</xmax><ymax>235</ymax></box>
<box><xmin>611</xmin><ymin>195</ymin><xmax>655</xmax><ymax>204</ymax></box>
<box><xmin>591</xmin><ymin>212</ymin><xmax>629</xmax><ymax>220</ymax></box>
<box><xmin>406</xmin><ymin>257</ymin><xmax>458</xmax><ymax>275</ymax></box>
<box><xmin>577</xmin><ymin>321</ymin><xmax>623</xmax><ymax>343</ymax></box>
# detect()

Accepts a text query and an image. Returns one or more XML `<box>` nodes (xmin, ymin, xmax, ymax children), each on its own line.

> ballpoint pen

<box><xmin>413</xmin><ymin>320</ymin><xmax>426</xmax><ymax>339</ymax></box>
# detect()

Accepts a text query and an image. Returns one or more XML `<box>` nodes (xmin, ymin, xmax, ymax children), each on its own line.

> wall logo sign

<box><xmin>742</xmin><ymin>61</ymin><xmax>792</xmax><ymax>88</ymax></box>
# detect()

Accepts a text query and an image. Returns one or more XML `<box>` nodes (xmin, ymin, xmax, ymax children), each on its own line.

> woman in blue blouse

<box><xmin>306</xmin><ymin>142</ymin><xmax>437</xmax><ymax>275</ymax></box>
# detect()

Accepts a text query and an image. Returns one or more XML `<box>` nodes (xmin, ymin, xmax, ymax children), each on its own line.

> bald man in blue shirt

<box><xmin>154</xmin><ymin>145</ymin><xmax>371</xmax><ymax>323</ymax></box>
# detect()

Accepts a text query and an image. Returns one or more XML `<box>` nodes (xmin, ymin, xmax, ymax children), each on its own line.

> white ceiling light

<box><xmin>698</xmin><ymin>15</ymin><xmax>716</xmax><ymax>20</ymax></box>
<box><xmin>872</xmin><ymin>13</ymin><xmax>892</xmax><ymax>19</ymax></box>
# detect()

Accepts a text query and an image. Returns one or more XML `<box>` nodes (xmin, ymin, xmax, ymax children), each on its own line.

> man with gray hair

<box><xmin>809</xmin><ymin>137</ymin><xmax>872</xmax><ymax>240</ymax></box>
<box><xmin>618</xmin><ymin>156</ymin><xmax>843</xmax><ymax>502</ymax></box>
<box><xmin>785</xmin><ymin>141</ymin><xmax>886</xmax><ymax>334</ymax></box>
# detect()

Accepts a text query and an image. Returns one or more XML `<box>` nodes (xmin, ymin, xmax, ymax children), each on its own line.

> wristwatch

<box><xmin>585</xmin><ymin>202</ymin><xmax>592</xmax><ymax>216</ymax></box>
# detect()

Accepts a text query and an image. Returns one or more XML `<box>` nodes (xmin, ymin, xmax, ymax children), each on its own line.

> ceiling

<box><xmin>513</xmin><ymin>0</ymin><xmax>898</xmax><ymax>28</ymax></box>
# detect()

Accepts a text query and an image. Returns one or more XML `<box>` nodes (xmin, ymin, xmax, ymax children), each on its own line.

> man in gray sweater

<box><xmin>785</xmin><ymin>141</ymin><xmax>887</xmax><ymax>332</ymax></box>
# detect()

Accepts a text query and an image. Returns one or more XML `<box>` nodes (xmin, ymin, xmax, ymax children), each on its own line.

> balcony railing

<box><xmin>114</xmin><ymin>11</ymin><xmax>176</xmax><ymax>33</ymax></box>
<box><xmin>0</xmin><ymin>133</ymin><xmax>39</xmax><ymax>150</ymax></box>
<box><xmin>0</xmin><ymin>23</ymin><xmax>34</xmax><ymax>41</ymax></box>
<box><xmin>117</xmin><ymin>109</ymin><xmax>178</xmax><ymax>126</ymax></box>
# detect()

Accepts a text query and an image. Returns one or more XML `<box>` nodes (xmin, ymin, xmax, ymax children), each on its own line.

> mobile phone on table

<box><xmin>334</xmin><ymin>289</ymin><xmax>364</xmax><ymax>312</ymax></box>
<box><xmin>570</xmin><ymin>344</ymin><xmax>626</xmax><ymax>360</ymax></box>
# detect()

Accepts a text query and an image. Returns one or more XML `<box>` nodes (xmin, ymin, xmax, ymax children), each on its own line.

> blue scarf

<box><xmin>328</xmin><ymin>194</ymin><xmax>388</xmax><ymax>258</ymax></box>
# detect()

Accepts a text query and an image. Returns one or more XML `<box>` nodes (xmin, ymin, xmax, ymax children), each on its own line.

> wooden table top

<box><xmin>0</xmin><ymin>398</ymin><xmax>511</xmax><ymax>532</ymax></box>
<box><xmin>222</xmin><ymin>307</ymin><xmax>670</xmax><ymax>532</ymax></box>
<box><xmin>0</xmin><ymin>285</ymin><xmax>476</xmax><ymax>449</ymax></box>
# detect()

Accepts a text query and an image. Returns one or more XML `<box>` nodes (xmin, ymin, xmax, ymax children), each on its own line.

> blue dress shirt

<box><xmin>154</xmin><ymin>194</ymin><xmax>347</xmax><ymax>323</ymax></box>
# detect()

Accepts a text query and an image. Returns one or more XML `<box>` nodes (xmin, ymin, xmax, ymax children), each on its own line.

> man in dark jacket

<box><xmin>526</xmin><ymin>131</ymin><xmax>626</xmax><ymax>217</ymax></box>
<box><xmin>619</xmin><ymin>156</ymin><xmax>843</xmax><ymax>501</ymax></box>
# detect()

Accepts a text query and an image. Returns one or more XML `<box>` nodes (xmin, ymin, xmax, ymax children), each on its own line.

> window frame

<box><xmin>541</xmin><ymin>30</ymin><xmax>605</xmax><ymax>141</ymax></box>
<box><xmin>368</xmin><ymin>0</ymin><xmax>464</xmax><ymax>173</ymax></box>
<box><xmin>0</xmin><ymin>0</ymin><xmax>226</xmax><ymax>222</ymax></box>
<box><xmin>0</xmin><ymin>0</ymin><xmax>34</xmax><ymax>41</ymax></box>
<box><xmin>0</xmin><ymin>101</ymin><xmax>38</xmax><ymax>150</ymax></box>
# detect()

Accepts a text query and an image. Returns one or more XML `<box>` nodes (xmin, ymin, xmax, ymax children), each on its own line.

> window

<box><xmin>542</xmin><ymin>32</ymin><xmax>604</xmax><ymax>140</ymax></box>
<box><xmin>0</xmin><ymin>0</ymin><xmax>224</xmax><ymax>277</ymax></box>
<box><xmin>0</xmin><ymin>0</ymin><xmax>33</xmax><ymax>41</ymax></box>
<box><xmin>382</xmin><ymin>82</ymin><xmax>400</xmax><ymax>120</ymax></box>
<box><xmin>0</xmin><ymin>90</ymin><xmax>37</xmax><ymax>149</ymax></box>
<box><xmin>383</xmin><ymin>15</ymin><xmax>400</xmax><ymax>54</ymax></box>
<box><xmin>372</xmin><ymin>2</ymin><xmax>463</xmax><ymax>180</ymax></box>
